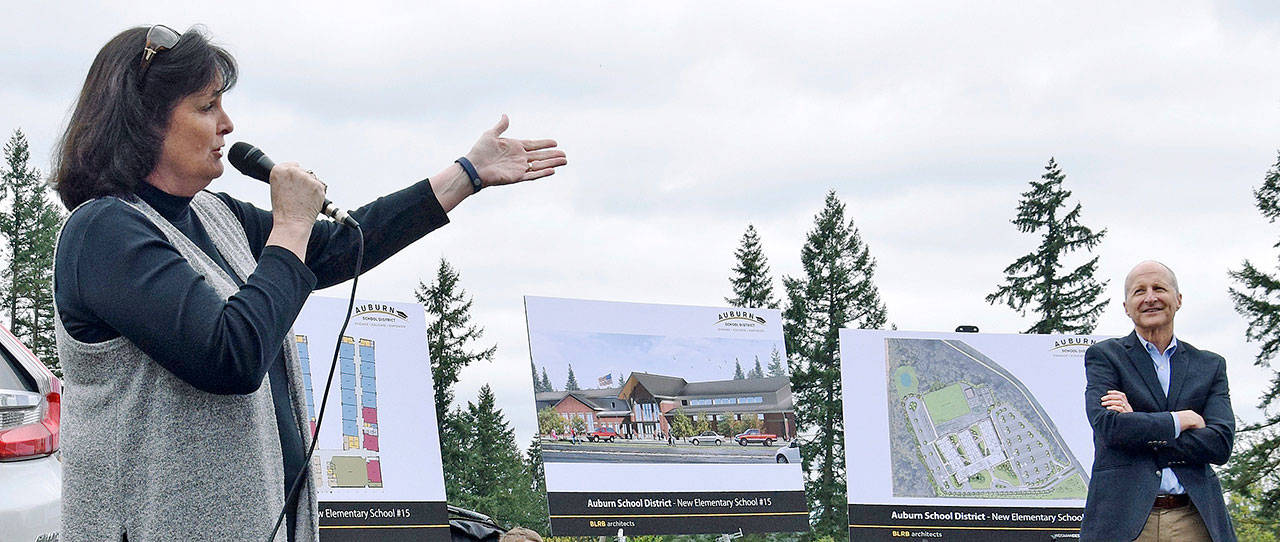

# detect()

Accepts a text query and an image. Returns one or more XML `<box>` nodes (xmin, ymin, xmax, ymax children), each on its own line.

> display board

<box><xmin>293</xmin><ymin>296</ymin><xmax>449</xmax><ymax>541</ymax></box>
<box><xmin>841</xmin><ymin>330</ymin><xmax>1106</xmax><ymax>541</ymax></box>
<box><xmin>526</xmin><ymin>296</ymin><xmax>808</xmax><ymax>536</ymax></box>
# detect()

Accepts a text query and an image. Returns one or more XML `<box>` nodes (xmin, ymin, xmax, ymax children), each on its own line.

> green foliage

<box><xmin>571</xmin><ymin>415</ymin><xmax>587</xmax><ymax>433</ymax></box>
<box><xmin>537</xmin><ymin>406</ymin><xmax>567</xmax><ymax>435</ymax></box>
<box><xmin>726</xmin><ymin>224</ymin><xmax>779</xmax><ymax>309</ymax></box>
<box><xmin>986</xmin><ymin>158</ymin><xmax>1108</xmax><ymax>334</ymax></box>
<box><xmin>749</xmin><ymin>356</ymin><xmax>765</xmax><ymax>379</ymax></box>
<box><xmin>0</xmin><ymin>129</ymin><xmax>61</xmax><ymax>374</ymax></box>
<box><xmin>733</xmin><ymin>359</ymin><xmax>745</xmax><ymax>380</ymax></box>
<box><xmin>1229</xmin><ymin>492</ymin><xmax>1280</xmax><ymax>542</ymax></box>
<box><xmin>565</xmin><ymin>364</ymin><xmax>580</xmax><ymax>391</ymax></box>
<box><xmin>416</xmin><ymin>257</ymin><xmax>496</xmax><ymax>422</ymax></box>
<box><xmin>670</xmin><ymin>408</ymin><xmax>694</xmax><ymax>438</ymax></box>
<box><xmin>783</xmin><ymin>190</ymin><xmax>888</xmax><ymax>540</ymax></box>
<box><xmin>693</xmin><ymin>415</ymin><xmax>710</xmax><ymax>435</ymax></box>
<box><xmin>541</xmin><ymin>368</ymin><xmax>554</xmax><ymax>391</ymax></box>
<box><xmin>1226</xmin><ymin>151</ymin><xmax>1280</xmax><ymax>523</ymax></box>
<box><xmin>448</xmin><ymin>386</ymin><xmax>547</xmax><ymax>531</ymax></box>
<box><xmin>767</xmin><ymin>345</ymin><xmax>787</xmax><ymax>377</ymax></box>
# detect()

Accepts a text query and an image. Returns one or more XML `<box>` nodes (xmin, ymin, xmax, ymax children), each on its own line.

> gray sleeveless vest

<box><xmin>55</xmin><ymin>192</ymin><xmax>318</xmax><ymax>542</ymax></box>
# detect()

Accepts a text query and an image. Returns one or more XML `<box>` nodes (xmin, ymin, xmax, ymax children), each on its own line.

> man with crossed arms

<box><xmin>1081</xmin><ymin>261</ymin><xmax>1235</xmax><ymax>542</ymax></box>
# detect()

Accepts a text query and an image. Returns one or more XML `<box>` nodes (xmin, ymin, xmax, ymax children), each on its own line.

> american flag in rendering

<box><xmin>597</xmin><ymin>373</ymin><xmax>613</xmax><ymax>387</ymax></box>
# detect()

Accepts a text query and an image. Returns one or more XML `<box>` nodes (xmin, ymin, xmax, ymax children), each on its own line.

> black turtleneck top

<box><xmin>54</xmin><ymin>179</ymin><xmax>448</xmax><ymax>535</ymax></box>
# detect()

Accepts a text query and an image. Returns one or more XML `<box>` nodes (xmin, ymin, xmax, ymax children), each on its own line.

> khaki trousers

<box><xmin>1134</xmin><ymin>503</ymin><xmax>1212</xmax><ymax>542</ymax></box>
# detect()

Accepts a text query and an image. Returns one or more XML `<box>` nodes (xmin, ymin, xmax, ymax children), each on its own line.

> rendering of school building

<box><xmin>534</xmin><ymin>372</ymin><xmax>796</xmax><ymax>439</ymax></box>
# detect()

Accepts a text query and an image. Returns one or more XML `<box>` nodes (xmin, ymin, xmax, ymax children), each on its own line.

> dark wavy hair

<box><xmin>51</xmin><ymin>25</ymin><xmax>237</xmax><ymax>210</ymax></box>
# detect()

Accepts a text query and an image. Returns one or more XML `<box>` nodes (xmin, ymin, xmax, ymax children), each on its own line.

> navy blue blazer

<box><xmin>1080</xmin><ymin>332</ymin><xmax>1235</xmax><ymax>542</ymax></box>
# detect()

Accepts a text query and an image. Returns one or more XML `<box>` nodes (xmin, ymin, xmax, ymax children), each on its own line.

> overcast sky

<box><xmin>5</xmin><ymin>2</ymin><xmax>1280</xmax><ymax>448</ymax></box>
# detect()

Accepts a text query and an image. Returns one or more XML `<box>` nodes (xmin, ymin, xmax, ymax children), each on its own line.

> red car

<box><xmin>587</xmin><ymin>428</ymin><xmax>619</xmax><ymax>442</ymax></box>
<box><xmin>734</xmin><ymin>429</ymin><xmax>777</xmax><ymax>446</ymax></box>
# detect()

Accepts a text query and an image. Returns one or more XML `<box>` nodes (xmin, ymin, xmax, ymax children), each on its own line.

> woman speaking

<box><xmin>51</xmin><ymin>25</ymin><xmax>565</xmax><ymax>542</ymax></box>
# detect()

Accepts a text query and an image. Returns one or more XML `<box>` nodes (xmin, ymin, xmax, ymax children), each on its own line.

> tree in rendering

<box><xmin>726</xmin><ymin>224</ymin><xmax>779</xmax><ymax>309</ymax></box>
<box><xmin>733</xmin><ymin>359</ymin><xmax>745</xmax><ymax>380</ymax></box>
<box><xmin>767</xmin><ymin>345</ymin><xmax>787</xmax><ymax>377</ymax></box>
<box><xmin>565</xmin><ymin>364</ymin><xmax>580</xmax><ymax>391</ymax></box>
<box><xmin>783</xmin><ymin>190</ymin><xmax>889</xmax><ymax>540</ymax></box>
<box><xmin>986</xmin><ymin>158</ymin><xmax>1108</xmax><ymax>334</ymax></box>
<box><xmin>749</xmin><ymin>356</ymin><xmax>765</xmax><ymax>379</ymax></box>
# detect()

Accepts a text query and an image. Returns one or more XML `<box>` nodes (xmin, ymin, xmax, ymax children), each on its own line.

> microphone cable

<box><xmin>266</xmin><ymin>224</ymin><xmax>365</xmax><ymax>542</ymax></box>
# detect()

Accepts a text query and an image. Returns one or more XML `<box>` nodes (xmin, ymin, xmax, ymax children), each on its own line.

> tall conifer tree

<box><xmin>784</xmin><ymin>190</ymin><xmax>889</xmax><ymax>539</ymax></box>
<box><xmin>767</xmin><ymin>345</ymin><xmax>787</xmax><ymax>377</ymax></box>
<box><xmin>416</xmin><ymin>258</ymin><xmax>496</xmax><ymax>418</ymax></box>
<box><xmin>1225</xmin><ymin>152</ymin><xmax>1280</xmax><ymax>523</ymax></box>
<box><xmin>733</xmin><ymin>359</ymin><xmax>745</xmax><ymax>380</ymax></box>
<box><xmin>987</xmin><ymin>158</ymin><xmax>1108</xmax><ymax>334</ymax></box>
<box><xmin>416</xmin><ymin>257</ymin><xmax>495</xmax><ymax>504</ymax></box>
<box><xmin>750</xmin><ymin>356</ymin><xmax>764</xmax><ymax>379</ymax></box>
<box><xmin>450</xmin><ymin>385</ymin><xmax>544</xmax><ymax>528</ymax></box>
<box><xmin>540</xmin><ymin>368</ymin><xmax>554</xmax><ymax>392</ymax></box>
<box><xmin>564</xmin><ymin>365</ymin><xmax>580</xmax><ymax>391</ymax></box>
<box><xmin>726</xmin><ymin>224</ymin><xmax>779</xmax><ymax>309</ymax></box>
<box><xmin>0</xmin><ymin>129</ymin><xmax>60</xmax><ymax>371</ymax></box>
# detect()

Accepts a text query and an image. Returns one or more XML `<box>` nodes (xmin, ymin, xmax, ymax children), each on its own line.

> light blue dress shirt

<box><xmin>1137</xmin><ymin>333</ymin><xmax>1185</xmax><ymax>495</ymax></box>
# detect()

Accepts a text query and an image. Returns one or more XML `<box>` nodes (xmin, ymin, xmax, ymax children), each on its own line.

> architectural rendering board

<box><xmin>841</xmin><ymin>329</ymin><xmax>1105</xmax><ymax>542</ymax></box>
<box><xmin>293</xmin><ymin>296</ymin><xmax>449</xmax><ymax>541</ymax></box>
<box><xmin>525</xmin><ymin>296</ymin><xmax>808</xmax><ymax>536</ymax></box>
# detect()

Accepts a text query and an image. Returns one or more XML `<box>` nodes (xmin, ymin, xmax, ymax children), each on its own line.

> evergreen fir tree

<box><xmin>415</xmin><ymin>257</ymin><xmax>494</xmax><ymax>505</ymax></box>
<box><xmin>564</xmin><ymin>364</ymin><xmax>580</xmax><ymax>391</ymax></box>
<box><xmin>750</xmin><ymin>356</ymin><xmax>764</xmax><ymax>379</ymax></box>
<box><xmin>733</xmin><ymin>359</ymin><xmax>745</xmax><ymax>380</ymax></box>
<box><xmin>986</xmin><ymin>158</ymin><xmax>1108</xmax><ymax>334</ymax></box>
<box><xmin>767</xmin><ymin>345</ymin><xmax>787</xmax><ymax>377</ymax></box>
<box><xmin>415</xmin><ymin>257</ymin><xmax>496</xmax><ymax>420</ymax></box>
<box><xmin>450</xmin><ymin>385</ymin><xmax>545</xmax><ymax>529</ymax></box>
<box><xmin>530</xmin><ymin>361</ymin><xmax>542</xmax><ymax>392</ymax></box>
<box><xmin>726</xmin><ymin>224</ymin><xmax>779</xmax><ymax>309</ymax></box>
<box><xmin>540</xmin><ymin>367</ymin><xmax>554</xmax><ymax>392</ymax></box>
<box><xmin>0</xmin><ymin>129</ymin><xmax>60</xmax><ymax>373</ymax></box>
<box><xmin>1224</xmin><ymin>151</ymin><xmax>1280</xmax><ymax>522</ymax></box>
<box><xmin>522</xmin><ymin>437</ymin><xmax>550</xmax><ymax>533</ymax></box>
<box><xmin>783</xmin><ymin>190</ymin><xmax>889</xmax><ymax>539</ymax></box>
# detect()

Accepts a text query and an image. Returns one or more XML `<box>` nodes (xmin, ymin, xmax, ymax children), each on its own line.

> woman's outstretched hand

<box><xmin>464</xmin><ymin>115</ymin><xmax>567</xmax><ymax>187</ymax></box>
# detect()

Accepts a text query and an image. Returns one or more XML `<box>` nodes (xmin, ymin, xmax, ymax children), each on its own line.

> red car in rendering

<box><xmin>734</xmin><ymin>429</ymin><xmax>777</xmax><ymax>446</ymax></box>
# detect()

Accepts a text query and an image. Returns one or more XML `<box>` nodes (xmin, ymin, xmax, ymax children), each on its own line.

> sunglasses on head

<box><xmin>139</xmin><ymin>24</ymin><xmax>180</xmax><ymax>82</ymax></box>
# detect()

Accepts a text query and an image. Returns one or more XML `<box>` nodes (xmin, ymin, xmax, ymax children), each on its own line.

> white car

<box><xmin>0</xmin><ymin>326</ymin><xmax>62</xmax><ymax>541</ymax></box>
<box><xmin>775</xmin><ymin>440</ymin><xmax>801</xmax><ymax>464</ymax></box>
<box><xmin>690</xmin><ymin>431</ymin><xmax>723</xmax><ymax>446</ymax></box>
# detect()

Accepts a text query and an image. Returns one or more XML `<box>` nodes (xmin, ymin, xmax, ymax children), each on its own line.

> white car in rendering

<box><xmin>690</xmin><ymin>431</ymin><xmax>724</xmax><ymax>446</ymax></box>
<box><xmin>0</xmin><ymin>326</ymin><xmax>62</xmax><ymax>541</ymax></box>
<box><xmin>775</xmin><ymin>440</ymin><xmax>801</xmax><ymax>463</ymax></box>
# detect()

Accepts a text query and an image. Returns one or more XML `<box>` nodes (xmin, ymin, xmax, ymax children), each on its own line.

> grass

<box><xmin>893</xmin><ymin>365</ymin><xmax>919</xmax><ymax>396</ymax></box>
<box><xmin>968</xmin><ymin>470</ymin><xmax>992</xmax><ymax>490</ymax></box>
<box><xmin>993</xmin><ymin>461</ymin><xmax>1021</xmax><ymax>486</ymax></box>
<box><xmin>924</xmin><ymin>383</ymin><xmax>971</xmax><ymax>425</ymax></box>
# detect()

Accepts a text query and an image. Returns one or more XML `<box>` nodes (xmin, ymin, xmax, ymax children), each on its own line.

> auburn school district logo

<box><xmin>1050</xmin><ymin>336</ymin><xmax>1097</xmax><ymax>351</ymax></box>
<box><xmin>354</xmin><ymin>303</ymin><xmax>409</xmax><ymax>321</ymax></box>
<box><xmin>715</xmin><ymin>310</ymin><xmax>767</xmax><ymax>328</ymax></box>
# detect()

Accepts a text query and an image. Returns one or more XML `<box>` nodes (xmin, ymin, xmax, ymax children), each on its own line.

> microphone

<box><xmin>227</xmin><ymin>142</ymin><xmax>360</xmax><ymax>228</ymax></box>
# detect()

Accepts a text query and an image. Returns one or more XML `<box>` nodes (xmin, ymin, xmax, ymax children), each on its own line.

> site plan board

<box><xmin>841</xmin><ymin>329</ymin><xmax>1105</xmax><ymax>541</ymax></box>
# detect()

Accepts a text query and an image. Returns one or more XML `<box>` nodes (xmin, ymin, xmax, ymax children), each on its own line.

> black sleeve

<box><xmin>216</xmin><ymin>178</ymin><xmax>450</xmax><ymax>289</ymax></box>
<box><xmin>54</xmin><ymin>198</ymin><xmax>317</xmax><ymax>395</ymax></box>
